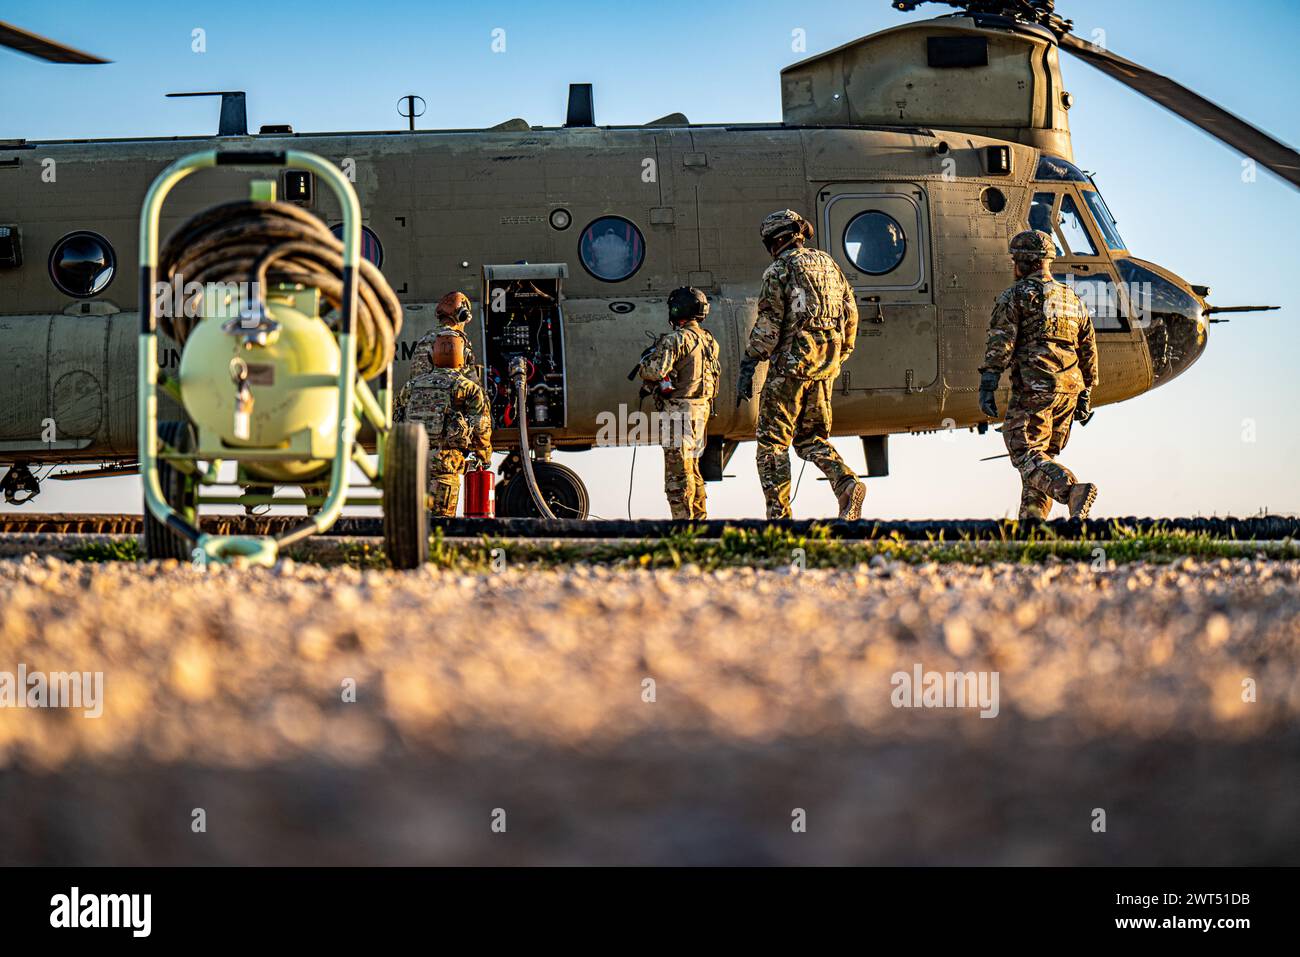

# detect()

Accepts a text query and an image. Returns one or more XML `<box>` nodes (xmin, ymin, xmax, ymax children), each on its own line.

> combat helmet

<box><xmin>759</xmin><ymin>209</ymin><xmax>813</xmax><ymax>252</ymax></box>
<box><xmin>667</xmin><ymin>286</ymin><xmax>709</xmax><ymax>323</ymax></box>
<box><xmin>1009</xmin><ymin>229</ymin><xmax>1057</xmax><ymax>263</ymax></box>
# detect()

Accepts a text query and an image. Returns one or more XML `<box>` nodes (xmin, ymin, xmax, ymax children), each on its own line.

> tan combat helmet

<box><xmin>431</xmin><ymin>331</ymin><xmax>466</xmax><ymax>369</ymax></box>
<box><xmin>759</xmin><ymin>208</ymin><xmax>813</xmax><ymax>255</ymax></box>
<box><xmin>1009</xmin><ymin>229</ymin><xmax>1057</xmax><ymax>264</ymax></box>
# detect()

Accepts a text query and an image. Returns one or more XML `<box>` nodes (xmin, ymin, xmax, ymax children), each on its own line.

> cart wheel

<box><xmin>497</xmin><ymin>462</ymin><xmax>589</xmax><ymax>519</ymax></box>
<box><xmin>143</xmin><ymin>420</ymin><xmax>199</xmax><ymax>562</ymax></box>
<box><xmin>383</xmin><ymin>421</ymin><xmax>429</xmax><ymax>569</ymax></box>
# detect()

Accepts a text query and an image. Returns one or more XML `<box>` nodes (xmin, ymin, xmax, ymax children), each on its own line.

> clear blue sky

<box><xmin>2</xmin><ymin>0</ymin><xmax>1297</xmax><ymax>519</ymax></box>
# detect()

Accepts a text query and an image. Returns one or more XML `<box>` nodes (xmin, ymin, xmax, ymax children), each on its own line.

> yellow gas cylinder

<box><xmin>178</xmin><ymin>287</ymin><xmax>341</xmax><ymax>481</ymax></box>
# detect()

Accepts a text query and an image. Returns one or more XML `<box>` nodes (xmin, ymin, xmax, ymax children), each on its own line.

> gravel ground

<box><xmin>1</xmin><ymin>554</ymin><xmax>1298</xmax><ymax>865</ymax></box>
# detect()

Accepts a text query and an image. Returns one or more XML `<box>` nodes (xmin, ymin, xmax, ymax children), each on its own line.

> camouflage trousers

<box><xmin>755</xmin><ymin>374</ymin><xmax>855</xmax><ymax>520</ymax></box>
<box><xmin>660</xmin><ymin>398</ymin><xmax>709</xmax><ymax>520</ymax></box>
<box><xmin>428</xmin><ymin>448</ymin><xmax>466</xmax><ymax>518</ymax></box>
<box><xmin>1003</xmin><ymin>391</ymin><xmax>1079</xmax><ymax>518</ymax></box>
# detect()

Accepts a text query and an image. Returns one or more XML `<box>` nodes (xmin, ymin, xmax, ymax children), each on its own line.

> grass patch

<box><xmin>64</xmin><ymin>538</ymin><xmax>144</xmax><ymax>563</ymax></box>
<box><xmin>401</xmin><ymin>524</ymin><xmax>1299</xmax><ymax>571</ymax></box>
<box><xmin>58</xmin><ymin>522</ymin><xmax>1299</xmax><ymax>569</ymax></box>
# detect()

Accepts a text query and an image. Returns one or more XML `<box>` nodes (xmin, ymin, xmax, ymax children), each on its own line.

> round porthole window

<box><xmin>48</xmin><ymin>230</ymin><xmax>116</xmax><ymax>298</ymax></box>
<box><xmin>842</xmin><ymin>211</ymin><xmax>906</xmax><ymax>276</ymax></box>
<box><xmin>549</xmin><ymin>208</ymin><xmax>572</xmax><ymax>231</ymax></box>
<box><xmin>578</xmin><ymin>215</ymin><xmax>644</xmax><ymax>282</ymax></box>
<box><xmin>329</xmin><ymin>224</ymin><xmax>384</xmax><ymax>268</ymax></box>
<box><xmin>981</xmin><ymin>187</ymin><xmax>1007</xmax><ymax>213</ymax></box>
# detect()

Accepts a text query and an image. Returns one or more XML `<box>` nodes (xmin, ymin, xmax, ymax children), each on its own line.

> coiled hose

<box><xmin>158</xmin><ymin>201</ymin><xmax>402</xmax><ymax>380</ymax></box>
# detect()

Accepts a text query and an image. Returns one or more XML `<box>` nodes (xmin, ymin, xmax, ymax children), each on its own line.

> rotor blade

<box><xmin>1058</xmin><ymin>32</ymin><xmax>1299</xmax><ymax>190</ymax></box>
<box><xmin>0</xmin><ymin>20</ymin><xmax>109</xmax><ymax>64</ymax></box>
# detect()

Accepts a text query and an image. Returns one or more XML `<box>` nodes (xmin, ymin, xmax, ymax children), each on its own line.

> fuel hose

<box><xmin>157</xmin><ymin>201</ymin><xmax>402</xmax><ymax>380</ymax></box>
<box><xmin>509</xmin><ymin>356</ymin><xmax>557</xmax><ymax>520</ymax></box>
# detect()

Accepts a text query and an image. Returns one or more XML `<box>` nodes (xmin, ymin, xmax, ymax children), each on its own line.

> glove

<box><xmin>978</xmin><ymin>370</ymin><xmax>1001</xmax><ymax>419</ymax></box>
<box><xmin>735</xmin><ymin>356</ymin><xmax>760</xmax><ymax>407</ymax></box>
<box><xmin>1075</xmin><ymin>389</ymin><xmax>1095</xmax><ymax>426</ymax></box>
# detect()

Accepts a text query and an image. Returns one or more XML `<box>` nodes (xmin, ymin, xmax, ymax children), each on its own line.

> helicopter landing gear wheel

<box><xmin>143</xmin><ymin>420</ymin><xmax>199</xmax><ymax>562</ymax></box>
<box><xmin>383</xmin><ymin>422</ymin><xmax>429</xmax><ymax>569</ymax></box>
<box><xmin>496</xmin><ymin>461</ymin><xmax>588</xmax><ymax>519</ymax></box>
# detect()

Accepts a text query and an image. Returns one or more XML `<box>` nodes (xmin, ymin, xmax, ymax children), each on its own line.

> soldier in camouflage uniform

<box><xmin>395</xmin><ymin>331</ymin><xmax>492</xmax><ymax>517</ymax></box>
<box><xmin>637</xmin><ymin>287</ymin><xmax>721</xmax><ymax>519</ymax></box>
<box><xmin>980</xmin><ymin>229</ymin><xmax>1099</xmax><ymax>520</ymax></box>
<box><xmin>409</xmin><ymin>291</ymin><xmax>478</xmax><ymax>380</ymax></box>
<box><xmin>736</xmin><ymin>209</ymin><xmax>866</xmax><ymax>520</ymax></box>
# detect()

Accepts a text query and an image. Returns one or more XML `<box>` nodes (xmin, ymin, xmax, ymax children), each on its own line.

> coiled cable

<box><xmin>158</xmin><ymin>201</ymin><xmax>402</xmax><ymax>379</ymax></box>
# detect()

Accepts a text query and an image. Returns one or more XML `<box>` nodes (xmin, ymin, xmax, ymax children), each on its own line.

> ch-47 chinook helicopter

<box><xmin>0</xmin><ymin>0</ymin><xmax>1295</xmax><ymax>517</ymax></box>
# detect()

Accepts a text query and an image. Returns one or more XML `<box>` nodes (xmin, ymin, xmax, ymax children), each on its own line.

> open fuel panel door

<box><xmin>479</xmin><ymin>264</ymin><xmax>569</xmax><ymax>434</ymax></box>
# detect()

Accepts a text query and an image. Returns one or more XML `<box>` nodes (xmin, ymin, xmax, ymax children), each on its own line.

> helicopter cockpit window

<box><xmin>578</xmin><ymin>216</ymin><xmax>645</xmax><ymax>282</ymax></box>
<box><xmin>842</xmin><ymin>210</ymin><xmax>906</xmax><ymax>276</ymax></box>
<box><xmin>1028</xmin><ymin>193</ymin><xmax>1065</xmax><ymax>255</ymax></box>
<box><xmin>1034</xmin><ymin>155</ymin><xmax>1090</xmax><ymax>182</ymax></box>
<box><xmin>1118</xmin><ymin>258</ymin><xmax>1205</xmax><ymax>384</ymax></box>
<box><xmin>1054</xmin><ymin>272</ymin><xmax>1126</xmax><ymax>332</ymax></box>
<box><xmin>1082</xmin><ymin>189</ymin><xmax>1127</xmax><ymax>251</ymax></box>
<box><xmin>48</xmin><ymin>230</ymin><xmax>116</xmax><ymax>298</ymax></box>
<box><xmin>1056</xmin><ymin>194</ymin><xmax>1098</xmax><ymax>257</ymax></box>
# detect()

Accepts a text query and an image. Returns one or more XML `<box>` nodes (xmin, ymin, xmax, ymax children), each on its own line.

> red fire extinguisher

<box><xmin>463</xmin><ymin>467</ymin><xmax>495</xmax><ymax>518</ymax></box>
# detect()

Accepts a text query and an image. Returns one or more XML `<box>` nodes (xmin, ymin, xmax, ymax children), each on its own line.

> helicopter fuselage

<box><xmin>0</xmin><ymin>121</ymin><xmax>1201</xmax><ymax>475</ymax></box>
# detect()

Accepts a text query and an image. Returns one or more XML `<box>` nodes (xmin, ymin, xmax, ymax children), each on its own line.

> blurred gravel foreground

<box><xmin>1</xmin><ymin>555</ymin><xmax>1297</xmax><ymax>866</ymax></box>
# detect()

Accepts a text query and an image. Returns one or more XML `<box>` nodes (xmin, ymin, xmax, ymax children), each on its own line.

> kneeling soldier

<box><xmin>638</xmin><ymin>287</ymin><xmax>721</xmax><ymax>519</ymax></box>
<box><xmin>396</xmin><ymin>331</ymin><xmax>493</xmax><ymax>517</ymax></box>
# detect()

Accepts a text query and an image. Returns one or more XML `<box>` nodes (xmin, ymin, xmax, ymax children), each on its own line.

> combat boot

<box><xmin>1019</xmin><ymin>485</ymin><xmax>1051</xmax><ymax>522</ymax></box>
<box><xmin>1067</xmin><ymin>482</ymin><xmax>1097</xmax><ymax>520</ymax></box>
<box><xmin>836</xmin><ymin>478</ymin><xmax>866</xmax><ymax>521</ymax></box>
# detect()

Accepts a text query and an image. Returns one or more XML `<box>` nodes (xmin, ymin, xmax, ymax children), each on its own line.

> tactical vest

<box><xmin>771</xmin><ymin>246</ymin><xmax>852</xmax><ymax>380</ymax></box>
<box><xmin>403</xmin><ymin>370</ymin><xmax>475</xmax><ymax>450</ymax></box>
<box><xmin>782</xmin><ymin>246</ymin><xmax>847</xmax><ymax>332</ymax></box>
<box><xmin>1011</xmin><ymin>277</ymin><xmax>1092</xmax><ymax>392</ymax></box>
<box><xmin>1017</xmin><ymin>278</ymin><xmax>1090</xmax><ymax>347</ymax></box>
<box><xmin>670</xmin><ymin>324</ymin><xmax>721</xmax><ymax>400</ymax></box>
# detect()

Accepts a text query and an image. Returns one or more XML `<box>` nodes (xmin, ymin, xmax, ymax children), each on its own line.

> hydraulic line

<box><xmin>509</xmin><ymin>357</ymin><xmax>557</xmax><ymax>520</ymax></box>
<box><xmin>157</xmin><ymin>201</ymin><xmax>402</xmax><ymax>380</ymax></box>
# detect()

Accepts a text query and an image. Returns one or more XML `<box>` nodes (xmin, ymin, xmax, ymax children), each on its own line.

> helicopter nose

<box><xmin>1116</xmin><ymin>258</ymin><xmax>1208</xmax><ymax>386</ymax></box>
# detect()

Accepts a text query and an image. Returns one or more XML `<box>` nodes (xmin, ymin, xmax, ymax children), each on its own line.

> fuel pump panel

<box><xmin>480</xmin><ymin>264</ymin><xmax>569</xmax><ymax>435</ymax></box>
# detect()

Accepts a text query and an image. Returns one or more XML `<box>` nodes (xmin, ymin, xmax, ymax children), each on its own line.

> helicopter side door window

<box><xmin>820</xmin><ymin>186</ymin><xmax>929</xmax><ymax>298</ymax></box>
